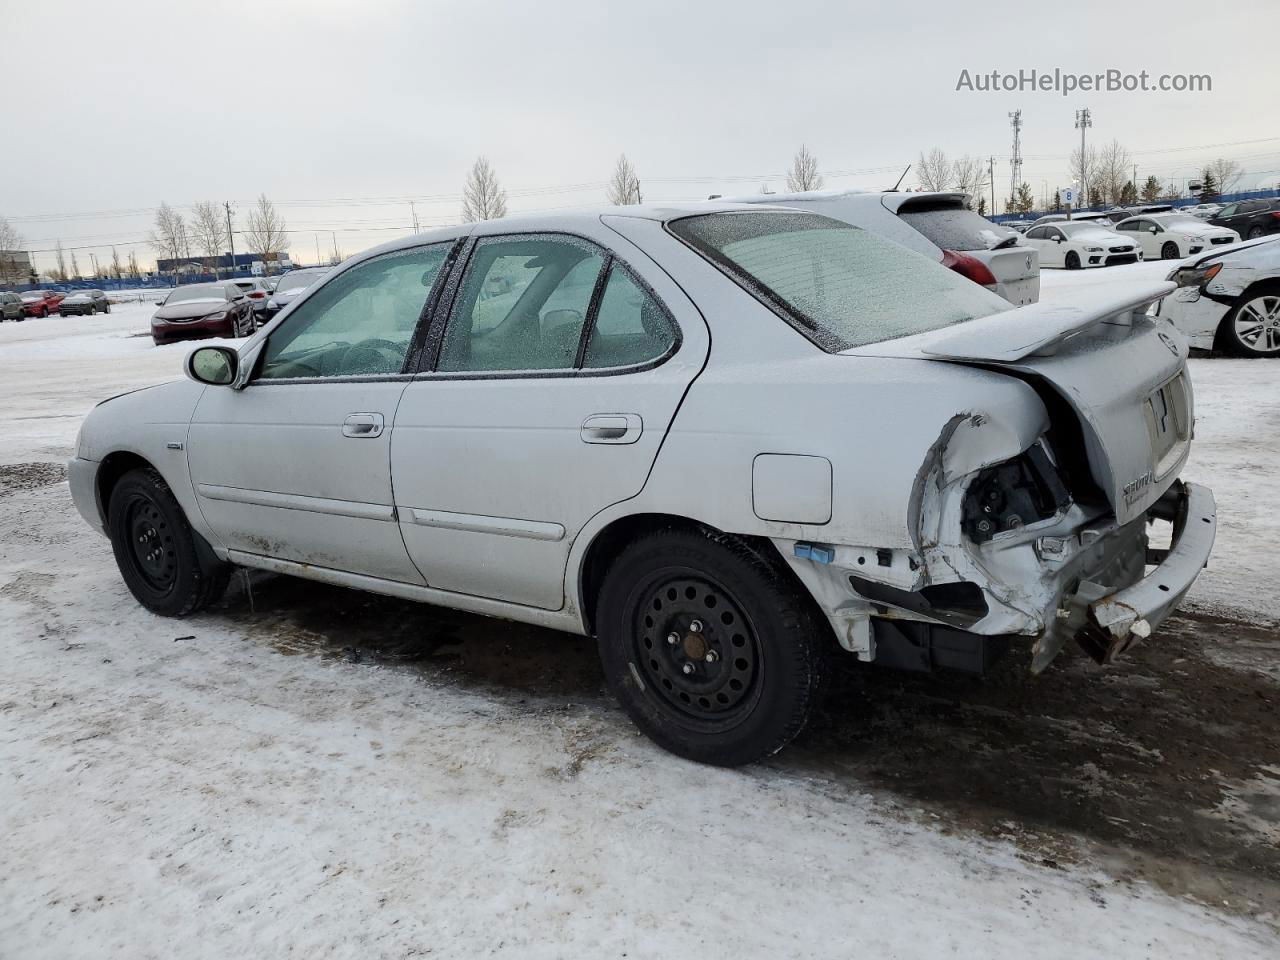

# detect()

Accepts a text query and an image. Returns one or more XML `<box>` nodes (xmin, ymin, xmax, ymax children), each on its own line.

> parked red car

<box><xmin>21</xmin><ymin>290</ymin><xmax>65</xmax><ymax>317</ymax></box>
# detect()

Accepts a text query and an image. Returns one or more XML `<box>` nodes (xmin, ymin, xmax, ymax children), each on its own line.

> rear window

<box><xmin>669</xmin><ymin>211</ymin><xmax>1010</xmax><ymax>351</ymax></box>
<box><xmin>896</xmin><ymin>204</ymin><xmax>1019</xmax><ymax>251</ymax></box>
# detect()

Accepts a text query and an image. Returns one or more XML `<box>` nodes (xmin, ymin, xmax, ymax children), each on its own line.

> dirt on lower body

<box><xmin>214</xmin><ymin>572</ymin><xmax>1280</xmax><ymax>919</ymax></box>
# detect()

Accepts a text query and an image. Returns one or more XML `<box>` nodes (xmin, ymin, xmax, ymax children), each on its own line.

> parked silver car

<box><xmin>68</xmin><ymin>203</ymin><xmax>1216</xmax><ymax>765</ymax></box>
<box><xmin>1157</xmin><ymin>235</ymin><xmax>1280</xmax><ymax>356</ymax></box>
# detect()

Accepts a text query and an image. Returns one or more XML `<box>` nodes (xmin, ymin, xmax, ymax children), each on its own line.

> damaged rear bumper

<box><xmin>1077</xmin><ymin>480</ymin><xmax>1216</xmax><ymax>663</ymax></box>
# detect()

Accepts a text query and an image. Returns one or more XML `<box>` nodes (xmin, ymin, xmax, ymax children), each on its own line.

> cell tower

<box><xmin>1075</xmin><ymin>107</ymin><xmax>1092</xmax><ymax>204</ymax></box>
<box><xmin>1008</xmin><ymin>109</ymin><xmax>1023</xmax><ymax>206</ymax></box>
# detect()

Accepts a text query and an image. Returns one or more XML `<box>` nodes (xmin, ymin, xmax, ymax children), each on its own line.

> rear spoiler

<box><xmin>845</xmin><ymin>281</ymin><xmax>1174</xmax><ymax>364</ymax></box>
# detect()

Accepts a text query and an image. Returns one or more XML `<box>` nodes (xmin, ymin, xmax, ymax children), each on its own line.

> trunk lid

<box><xmin>844</xmin><ymin>280</ymin><xmax>1188</xmax><ymax>523</ymax></box>
<box><xmin>969</xmin><ymin>244</ymin><xmax>1040</xmax><ymax>305</ymax></box>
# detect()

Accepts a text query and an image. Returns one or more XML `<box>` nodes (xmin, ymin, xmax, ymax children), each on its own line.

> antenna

<box><xmin>888</xmin><ymin>164</ymin><xmax>911</xmax><ymax>192</ymax></box>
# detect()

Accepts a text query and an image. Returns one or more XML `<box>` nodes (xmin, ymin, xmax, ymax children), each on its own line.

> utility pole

<box><xmin>224</xmin><ymin>202</ymin><xmax>236</xmax><ymax>279</ymax></box>
<box><xmin>1008</xmin><ymin>109</ymin><xmax>1023</xmax><ymax>208</ymax></box>
<box><xmin>1074</xmin><ymin>107</ymin><xmax>1092</xmax><ymax>206</ymax></box>
<box><xmin>331</xmin><ymin>231</ymin><xmax>340</xmax><ymax>264</ymax></box>
<box><xmin>988</xmin><ymin>156</ymin><xmax>997</xmax><ymax>214</ymax></box>
<box><xmin>409</xmin><ymin>200</ymin><xmax>420</xmax><ymax>233</ymax></box>
<box><xmin>315</xmin><ymin>235</ymin><xmax>322</xmax><ymax>268</ymax></box>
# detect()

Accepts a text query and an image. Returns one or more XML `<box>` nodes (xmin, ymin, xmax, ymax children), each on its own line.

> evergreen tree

<box><xmin>1199</xmin><ymin>167</ymin><xmax>1220</xmax><ymax>202</ymax></box>
<box><xmin>1140</xmin><ymin>175</ymin><xmax>1162</xmax><ymax>204</ymax></box>
<box><xmin>1052</xmin><ymin>189</ymin><xmax>1062</xmax><ymax>212</ymax></box>
<box><xmin>1014</xmin><ymin>182</ymin><xmax>1035</xmax><ymax>213</ymax></box>
<box><xmin>1118</xmin><ymin>180</ymin><xmax>1138</xmax><ymax>206</ymax></box>
<box><xmin>976</xmin><ymin>195</ymin><xmax>987</xmax><ymax>216</ymax></box>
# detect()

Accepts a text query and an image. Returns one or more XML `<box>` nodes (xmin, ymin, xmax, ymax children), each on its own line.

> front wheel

<box><xmin>1248</xmin><ymin>227</ymin><xmax>1264</xmax><ymax>240</ymax></box>
<box><xmin>1161</xmin><ymin>241</ymin><xmax>1180</xmax><ymax>260</ymax></box>
<box><xmin>107</xmin><ymin>467</ymin><xmax>230</xmax><ymax>616</ymax></box>
<box><xmin>1220</xmin><ymin>286</ymin><xmax>1280</xmax><ymax>357</ymax></box>
<box><xmin>88</xmin><ymin>305</ymin><xmax>97</xmax><ymax>316</ymax></box>
<box><xmin>1064</xmin><ymin>250</ymin><xmax>1081</xmax><ymax>270</ymax></box>
<box><xmin>596</xmin><ymin>529</ymin><xmax>828</xmax><ymax>766</ymax></box>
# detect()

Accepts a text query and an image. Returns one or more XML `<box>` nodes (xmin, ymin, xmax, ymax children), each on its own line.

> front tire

<box><xmin>107</xmin><ymin>467</ymin><xmax>230</xmax><ymax>616</ymax></box>
<box><xmin>1064</xmin><ymin>251</ymin><xmax>1081</xmax><ymax>270</ymax></box>
<box><xmin>1220</xmin><ymin>285</ymin><xmax>1280</xmax><ymax>357</ymax></box>
<box><xmin>1248</xmin><ymin>226</ymin><xmax>1264</xmax><ymax>240</ymax></box>
<box><xmin>596</xmin><ymin>529</ymin><xmax>828</xmax><ymax>766</ymax></box>
<box><xmin>1161</xmin><ymin>241</ymin><xmax>1180</xmax><ymax>260</ymax></box>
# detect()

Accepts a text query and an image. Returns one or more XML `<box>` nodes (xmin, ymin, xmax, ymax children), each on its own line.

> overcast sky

<box><xmin>5</xmin><ymin>0</ymin><xmax>1278</xmax><ymax>273</ymax></box>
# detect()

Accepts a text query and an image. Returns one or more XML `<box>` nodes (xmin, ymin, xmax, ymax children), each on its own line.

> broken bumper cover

<box><xmin>1082</xmin><ymin>480</ymin><xmax>1216</xmax><ymax>661</ymax></box>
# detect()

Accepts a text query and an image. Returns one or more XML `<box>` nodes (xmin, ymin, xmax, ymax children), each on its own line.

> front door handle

<box><xmin>342</xmin><ymin>412</ymin><xmax>385</xmax><ymax>438</ymax></box>
<box><xmin>581</xmin><ymin>413</ymin><xmax>642</xmax><ymax>445</ymax></box>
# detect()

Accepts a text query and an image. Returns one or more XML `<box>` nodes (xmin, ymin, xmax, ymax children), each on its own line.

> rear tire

<box><xmin>1248</xmin><ymin>226</ymin><xmax>1264</xmax><ymax>240</ymax></box>
<box><xmin>1161</xmin><ymin>241</ymin><xmax>1180</xmax><ymax>260</ymax></box>
<box><xmin>1219</xmin><ymin>284</ymin><xmax>1280</xmax><ymax>357</ymax></box>
<box><xmin>596</xmin><ymin>529</ymin><xmax>828</xmax><ymax>766</ymax></box>
<box><xmin>107</xmin><ymin>467</ymin><xmax>230</xmax><ymax>616</ymax></box>
<box><xmin>1064</xmin><ymin>251</ymin><xmax>1081</xmax><ymax>270</ymax></box>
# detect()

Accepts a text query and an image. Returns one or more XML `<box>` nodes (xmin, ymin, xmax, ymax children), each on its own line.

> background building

<box><xmin>1</xmin><ymin>249</ymin><xmax>35</xmax><ymax>286</ymax></box>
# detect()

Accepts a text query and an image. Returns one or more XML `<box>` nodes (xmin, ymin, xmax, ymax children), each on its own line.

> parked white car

<box><xmin>722</xmin><ymin>189</ymin><xmax>1039</xmax><ymax>305</ymax></box>
<box><xmin>1023</xmin><ymin>221</ymin><xmax>1142</xmax><ymax>269</ymax></box>
<box><xmin>1181</xmin><ymin>203</ymin><xmax>1224</xmax><ymax>220</ymax></box>
<box><xmin>1157</xmin><ymin>235</ymin><xmax>1280</xmax><ymax>356</ymax></box>
<box><xmin>68</xmin><ymin>203</ymin><xmax>1215</xmax><ymax>765</ymax></box>
<box><xmin>1113</xmin><ymin>213</ymin><xmax>1240</xmax><ymax>260</ymax></box>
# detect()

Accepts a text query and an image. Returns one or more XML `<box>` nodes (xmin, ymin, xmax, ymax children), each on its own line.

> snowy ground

<box><xmin>2</xmin><ymin>283</ymin><xmax>1278</xmax><ymax>958</ymax></box>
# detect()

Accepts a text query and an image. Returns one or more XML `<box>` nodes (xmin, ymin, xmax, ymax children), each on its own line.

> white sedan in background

<box><xmin>1158</xmin><ymin>235</ymin><xmax>1280</xmax><ymax>356</ymax></box>
<box><xmin>1114</xmin><ymin>213</ymin><xmax>1240</xmax><ymax>260</ymax></box>
<box><xmin>1023</xmin><ymin>221</ymin><xmax>1142</xmax><ymax>269</ymax></box>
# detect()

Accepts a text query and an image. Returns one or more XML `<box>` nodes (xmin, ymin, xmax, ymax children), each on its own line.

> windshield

<box><xmin>276</xmin><ymin>270</ymin><xmax>326</xmax><ymax>295</ymax></box>
<box><xmin>897</xmin><ymin>204</ymin><xmax>1019</xmax><ymax>251</ymax></box>
<box><xmin>1161</xmin><ymin>218</ymin><xmax>1206</xmax><ymax>231</ymax></box>
<box><xmin>165</xmin><ymin>284</ymin><xmax>227</xmax><ymax>304</ymax></box>
<box><xmin>21</xmin><ymin>291</ymin><xmax>49</xmax><ymax>300</ymax></box>
<box><xmin>669</xmin><ymin>211</ymin><xmax>1010</xmax><ymax>351</ymax></box>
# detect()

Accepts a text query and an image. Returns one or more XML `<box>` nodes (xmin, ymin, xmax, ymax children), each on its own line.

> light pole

<box><xmin>1074</xmin><ymin>107</ymin><xmax>1092</xmax><ymax>209</ymax></box>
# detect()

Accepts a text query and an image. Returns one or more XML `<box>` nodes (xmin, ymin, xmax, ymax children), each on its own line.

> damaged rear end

<box><xmin>839</xmin><ymin>281</ymin><xmax>1217</xmax><ymax>672</ymax></box>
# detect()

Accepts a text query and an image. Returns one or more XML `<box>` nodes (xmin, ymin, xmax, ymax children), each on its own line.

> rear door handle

<box><xmin>342</xmin><ymin>412</ymin><xmax>385</xmax><ymax>438</ymax></box>
<box><xmin>581</xmin><ymin>413</ymin><xmax>642</xmax><ymax>444</ymax></box>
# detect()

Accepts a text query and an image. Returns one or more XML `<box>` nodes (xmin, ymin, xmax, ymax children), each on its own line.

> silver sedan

<box><xmin>69</xmin><ymin>202</ymin><xmax>1215</xmax><ymax>765</ymax></box>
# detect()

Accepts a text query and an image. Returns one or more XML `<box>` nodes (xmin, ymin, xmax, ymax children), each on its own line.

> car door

<box><xmin>187</xmin><ymin>240</ymin><xmax>459</xmax><ymax>583</ymax></box>
<box><xmin>390</xmin><ymin>226</ymin><xmax>709</xmax><ymax>609</ymax></box>
<box><xmin>1127</xmin><ymin>219</ymin><xmax>1156</xmax><ymax>257</ymax></box>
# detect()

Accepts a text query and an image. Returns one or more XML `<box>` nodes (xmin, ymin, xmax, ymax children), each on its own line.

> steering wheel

<box><xmin>340</xmin><ymin>338</ymin><xmax>404</xmax><ymax>375</ymax></box>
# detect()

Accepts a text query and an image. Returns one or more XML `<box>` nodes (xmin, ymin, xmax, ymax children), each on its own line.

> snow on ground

<box><xmin>1</xmin><ymin>287</ymin><xmax>1278</xmax><ymax>958</ymax></box>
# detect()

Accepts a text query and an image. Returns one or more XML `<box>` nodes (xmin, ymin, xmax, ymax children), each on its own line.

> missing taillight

<box><xmin>962</xmin><ymin>442</ymin><xmax>1071</xmax><ymax>544</ymax></box>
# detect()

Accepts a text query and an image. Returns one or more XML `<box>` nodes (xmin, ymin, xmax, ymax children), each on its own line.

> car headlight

<box><xmin>207</xmin><ymin>311</ymin><xmax>227</xmax><ymax>321</ymax></box>
<box><xmin>1168</xmin><ymin>262</ymin><xmax>1223</xmax><ymax>287</ymax></box>
<box><xmin>1084</xmin><ymin>246</ymin><xmax>1103</xmax><ymax>252</ymax></box>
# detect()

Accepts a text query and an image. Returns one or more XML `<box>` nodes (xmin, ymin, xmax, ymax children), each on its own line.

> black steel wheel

<box><xmin>597</xmin><ymin>528</ymin><xmax>828</xmax><ymax>766</ymax></box>
<box><xmin>107</xmin><ymin>467</ymin><xmax>230</xmax><ymax>616</ymax></box>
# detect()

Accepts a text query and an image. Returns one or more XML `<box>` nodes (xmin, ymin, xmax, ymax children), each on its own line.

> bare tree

<box><xmin>190</xmin><ymin>201</ymin><xmax>228</xmax><ymax>274</ymax></box>
<box><xmin>950</xmin><ymin>155</ymin><xmax>984</xmax><ymax>207</ymax></box>
<box><xmin>244</xmin><ymin>194</ymin><xmax>289</xmax><ymax>275</ymax></box>
<box><xmin>110</xmin><ymin>246</ymin><xmax>123</xmax><ymax>279</ymax></box>
<box><xmin>0</xmin><ymin>216</ymin><xmax>23</xmax><ymax>285</ymax></box>
<box><xmin>53</xmin><ymin>240</ymin><xmax>68</xmax><ymax>282</ymax></box>
<box><xmin>785</xmin><ymin>145</ymin><xmax>824</xmax><ymax>192</ymax></box>
<box><xmin>1093</xmin><ymin>140</ymin><xmax>1132</xmax><ymax>208</ymax></box>
<box><xmin>69</xmin><ymin>251</ymin><xmax>81</xmax><ymax>280</ymax></box>
<box><xmin>1207</xmin><ymin>158</ymin><xmax>1244</xmax><ymax>196</ymax></box>
<box><xmin>461</xmin><ymin>157</ymin><xmax>509</xmax><ymax>222</ymax></box>
<box><xmin>916</xmin><ymin>148</ymin><xmax>952</xmax><ymax>193</ymax></box>
<box><xmin>148</xmin><ymin>202</ymin><xmax>188</xmax><ymax>281</ymax></box>
<box><xmin>606</xmin><ymin>154</ymin><xmax>642</xmax><ymax>205</ymax></box>
<box><xmin>1069</xmin><ymin>145</ymin><xmax>1100</xmax><ymax>208</ymax></box>
<box><xmin>128</xmin><ymin>250</ymin><xmax>141</xmax><ymax>279</ymax></box>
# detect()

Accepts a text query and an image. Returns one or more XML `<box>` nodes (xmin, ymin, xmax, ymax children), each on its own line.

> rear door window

<box><xmin>896</xmin><ymin>204</ymin><xmax>1019</xmax><ymax>251</ymax></box>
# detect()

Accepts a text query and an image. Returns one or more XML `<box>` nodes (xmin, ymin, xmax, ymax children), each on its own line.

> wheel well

<box><xmin>577</xmin><ymin>512</ymin><xmax>815</xmax><ymax>637</ymax></box>
<box><xmin>95</xmin><ymin>452</ymin><xmax>154</xmax><ymax>522</ymax></box>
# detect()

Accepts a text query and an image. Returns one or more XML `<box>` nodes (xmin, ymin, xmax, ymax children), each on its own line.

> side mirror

<box><xmin>185</xmin><ymin>345</ymin><xmax>239</xmax><ymax>386</ymax></box>
<box><xmin>154</xmin><ymin>300</ymin><xmax>165</xmax><ymax>306</ymax></box>
<box><xmin>1053</xmin><ymin>235</ymin><xmax>1063</xmax><ymax>242</ymax></box>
